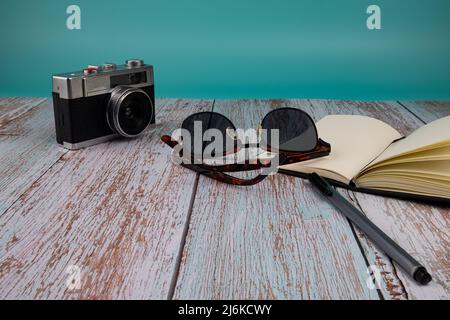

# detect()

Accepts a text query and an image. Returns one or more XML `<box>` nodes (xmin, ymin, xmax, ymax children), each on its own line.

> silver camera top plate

<box><xmin>52</xmin><ymin>60</ymin><xmax>154</xmax><ymax>99</ymax></box>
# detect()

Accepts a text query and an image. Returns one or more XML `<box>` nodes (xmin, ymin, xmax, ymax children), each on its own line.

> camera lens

<box><xmin>107</xmin><ymin>87</ymin><xmax>153</xmax><ymax>138</ymax></box>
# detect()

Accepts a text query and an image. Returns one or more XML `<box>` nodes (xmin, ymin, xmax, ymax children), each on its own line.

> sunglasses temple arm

<box><xmin>200</xmin><ymin>169</ymin><xmax>269</xmax><ymax>186</ymax></box>
<box><xmin>161</xmin><ymin>135</ymin><xmax>178</xmax><ymax>148</ymax></box>
<box><xmin>318</xmin><ymin>138</ymin><xmax>331</xmax><ymax>149</ymax></box>
<box><xmin>281</xmin><ymin>139</ymin><xmax>331</xmax><ymax>165</ymax></box>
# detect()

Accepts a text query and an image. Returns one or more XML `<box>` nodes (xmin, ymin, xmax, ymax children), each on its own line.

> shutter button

<box><xmin>126</xmin><ymin>59</ymin><xmax>144</xmax><ymax>68</ymax></box>
<box><xmin>83</xmin><ymin>66</ymin><xmax>99</xmax><ymax>75</ymax></box>
<box><xmin>101</xmin><ymin>63</ymin><xmax>117</xmax><ymax>71</ymax></box>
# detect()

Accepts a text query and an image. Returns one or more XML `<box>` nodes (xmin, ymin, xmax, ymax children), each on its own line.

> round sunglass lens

<box><xmin>261</xmin><ymin>108</ymin><xmax>317</xmax><ymax>152</ymax></box>
<box><xmin>181</xmin><ymin>112</ymin><xmax>236</xmax><ymax>157</ymax></box>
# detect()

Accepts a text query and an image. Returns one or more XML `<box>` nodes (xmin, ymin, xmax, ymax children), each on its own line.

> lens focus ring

<box><xmin>107</xmin><ymin>86</ymin><xmax>153</xmax><ymax>138</ymax></box>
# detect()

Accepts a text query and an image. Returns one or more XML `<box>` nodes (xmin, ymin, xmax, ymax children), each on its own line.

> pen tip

<box><xmin>414</xmin><ymin>267</ymin><xmax>432</xmax><ymax>285</ymax></box>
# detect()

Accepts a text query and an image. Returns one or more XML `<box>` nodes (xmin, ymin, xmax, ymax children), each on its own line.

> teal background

<box><xmin>0</xmin><ymin>0</ymin><xmax>449</xmax><ymax>99</ymax></box>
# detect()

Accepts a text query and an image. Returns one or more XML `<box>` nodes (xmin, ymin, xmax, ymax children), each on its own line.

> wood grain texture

<box><xmin>173</xmin><ymin>99</ymin><xmax>380</xmax><ymax>300</ymax></box>
<box><xmin>400</xmin><ymin>101</ymin><xmax>450</xmax><ymax>123</ymax></box>
<box><xmin>0</xmin><ymin>99</ymin><xmax>67</xmax><ymax>216</ymax></box>
<box><xmin>0</xmin><ymin>97</ymin><xmax>47</xmax><ymax>131</ymax></box>
<box><xmin>309</xmin><ymin>100</ymin><xmax>450</xmax><ymax>299</ymax></box>
<box><xmin>1</xmin><ymin>97</ymin><xmax>448</xmax><ymax>300</ymax></box>
<box><xmin>174</xmin><ymin>99</ymin><xmax>449</xmax><ymax>300</ymax></box>
<box><xmin>397</xmin><ymin>100</ymin><xmax>450</xmax><ymax>299</ymax></box>
<box><xmin>350</xmin><ymin>192</ymin><xmax>449</xmax><ymax>300</ymax></box>
<box><xmin>0</xmin><ymin>98</ymin><xmax>213</xmax><ymax>299</ymax></box>
<box><xmin>341</xmin><ymin>190</ymin><xmax>408</xmax><ymax>300</ymax></box>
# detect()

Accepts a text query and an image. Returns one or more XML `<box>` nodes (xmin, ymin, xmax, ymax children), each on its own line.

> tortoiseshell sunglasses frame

<box><xmin>161</xmin><ymin>109</ymin><xmax>331</xmax><ymax>186</ymax></box>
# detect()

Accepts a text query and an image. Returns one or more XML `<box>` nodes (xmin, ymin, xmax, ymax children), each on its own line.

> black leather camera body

<box><xmin>52</xmin><ymin>59</ymin><xmax>155</xmax><ymax>150</ymax></box>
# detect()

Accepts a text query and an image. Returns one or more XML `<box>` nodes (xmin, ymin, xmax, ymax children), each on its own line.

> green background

<box><xmin>0</xmin><ymin>0</ymin><xmax>449</xmax><ymax>99</ymax></box>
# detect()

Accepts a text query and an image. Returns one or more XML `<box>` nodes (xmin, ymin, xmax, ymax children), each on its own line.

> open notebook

<box><xmin>280</xmin><ymin>115</ymin><xmax>450</xmax><ymax>203</ymax></box>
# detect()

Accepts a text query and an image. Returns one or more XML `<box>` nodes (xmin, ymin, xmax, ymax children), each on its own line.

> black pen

<box><xmin>308</xmin><ymin>172</ymin><xmax>432</xmax><ymax>285</ymax></box>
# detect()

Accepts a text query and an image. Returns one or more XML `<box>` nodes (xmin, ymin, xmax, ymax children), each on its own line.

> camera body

<box><xmin>52</xmin><ymin>59</ymin><xmax>155</xmax><ymax>150</ymax></box>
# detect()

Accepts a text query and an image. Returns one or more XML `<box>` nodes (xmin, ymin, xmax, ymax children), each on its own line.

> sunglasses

<box><xmin>161</xmin><ymin>107</ymin><xmax>330</xmax><ymax>186</ymax></box>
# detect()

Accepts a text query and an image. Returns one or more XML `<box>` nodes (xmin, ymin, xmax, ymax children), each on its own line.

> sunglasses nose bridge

<box><xmin>229</xmin><ymin>125</ymin><xmax>264</xmax><ymax>143</ymax></box>
<box><xmin>226</xmin><ymin>127</ymin><xmax>238</xmax><ymax>140</ymax></box>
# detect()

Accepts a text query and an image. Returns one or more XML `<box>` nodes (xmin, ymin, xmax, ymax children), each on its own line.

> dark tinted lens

<box><xmin>261</xmin><ymin>108</ymin><xmax>317</xmax><ymax>152</ymax></box>
<box><xmin>118</xmin><ymin>92</ymin><xmax>152</xmax><ymax>136</ymax></box>
<box><xmin>181</xmin><ymin>112</ymin><xmax>236</xmax><ymax>157</ymax></box>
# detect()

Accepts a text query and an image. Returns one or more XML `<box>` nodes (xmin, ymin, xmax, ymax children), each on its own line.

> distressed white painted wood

<box><xmin>309</xmin><ymin>99</ymin><xmax>450</xmax><ymax>299</ymax></box>
<box><xmin>0</xmin><ymin>99</ymin><xmax>67</xmax><ymax>216</ymax></box>
<box><xmin>0</xmin><ymin>97</ymin><xmax>448</xmax><ymax>300</ymax></box>
<box><xmin>349</xmin><ymin>192</ymin><xmax>449</xmax><ymax>300</ymax></box>
<box><xmin>173</xmin><ymin>99</ymin><xmax>380</xmax><ymax>299</ymax></box>
<box><xmin>396</xmin><ymin>100</ymin><xmax>450</xmax><ymax>299</ymax></box>
<box><xmin>0</xmin><ymin>98</ymin><xmax>213</xmax><ymax>299</ymax></box>
<box><xmin>174</xmin><ymin>99</ymin><xmax>449</xmax><ymax>300</ymax></box>
<box><xmin>400</xmin><ymin>101</ymin><xmax>450</xmax><ymax>123</ymax></box>
<box><xmin>341</xmin><ymin>189</ymin><xmax>408</xmax><ymax>299</ymax></box>
<box><xmin>0</xmin><ymin>97</ymin><xmax>47</xmax><ymax>131</ymax></box>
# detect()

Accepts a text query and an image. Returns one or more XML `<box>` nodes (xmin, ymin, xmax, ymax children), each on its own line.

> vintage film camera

<box><xmin>52</xmin><ymin>59</ymin><xmax>155</xmax><ymax>149</ymax></box>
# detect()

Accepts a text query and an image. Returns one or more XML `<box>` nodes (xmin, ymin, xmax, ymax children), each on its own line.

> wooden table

<box><xmin>0</xmin><ymin>97</ymin><xmax>449</xmax><ymax>300</ymax></box>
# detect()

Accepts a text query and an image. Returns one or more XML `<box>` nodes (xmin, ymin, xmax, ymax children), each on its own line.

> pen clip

<box><xmin>309</xmin><ymin>173</ymin><xmax>333</xmax><ymax>196</ymax></box>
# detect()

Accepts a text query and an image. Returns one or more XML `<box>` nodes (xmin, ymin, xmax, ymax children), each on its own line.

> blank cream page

<box><xmin>372</xmin><ymin>115</ymin><xmax>450</xmax><ymax>165</ymax></box>
<box><xmin>282</xmin><ymin>115</ymin><xmax>403</xmax><ymax>182</ymax></box>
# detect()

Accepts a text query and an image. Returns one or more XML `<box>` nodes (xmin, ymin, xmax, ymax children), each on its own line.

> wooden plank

<box><xmin>349</xmin><ymin>192</ymin><xmax>449</xmax><ymax>300</ymax></box>
<box><xmin>0</xmin><ymin>99</ymin><xmax>67</xmax><ymax>216</ymax></box>
<box><xmin>400</xmin><ymin>101</ymin><xmax>450</xmax><ymax>123</ymax></box>
<box><xmin>0</xmin><ymin>98</ymin><xmax>213</xmax><ymax>299</ymax></box>
<box><xmin>173</xmin><ymin>99</ymin><xmax>380</xmax><ymax>299</ymax></box>
<box><xmin>308</xmin><ymin>100</ymin><xmax>450</xmax><ymax>300</ymax></box>
<box><xmin>0</xmin><ymin>97</ymin><xmax>47</xmax><ymax>131</ymax></box>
